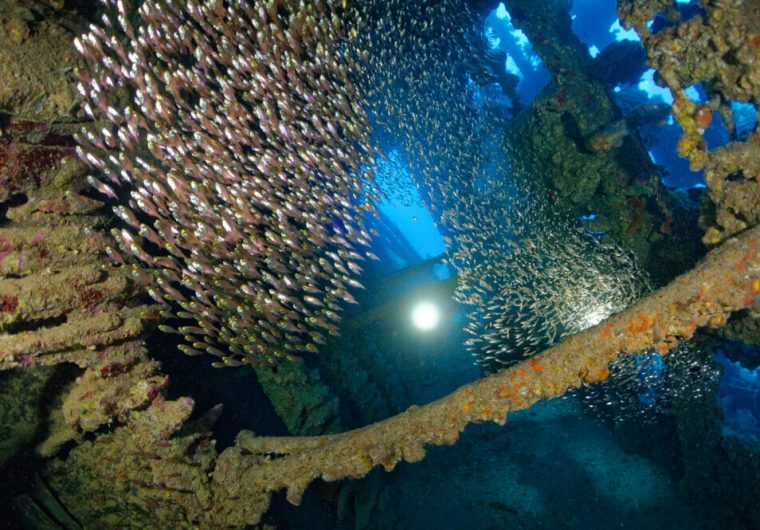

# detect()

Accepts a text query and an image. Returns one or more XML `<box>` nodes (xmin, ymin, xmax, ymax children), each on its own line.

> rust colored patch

<box><xmin>80</xmin><ymin>287</ymin><xmax>104</xmax><ymax>305</ymax></box>
<box><xmin>0</xmin><ymin>121</ymin><xmax>76</xmax><ymax>195</ymax></box>
<box><xmin>625</xmin><ymin>196</ymin><xmax>646</xmax><ymax>233</ymax></box>
<box><xmin>100</xmin><ymin>362</ymin><xmax>124</xmax><ymax>377</ymax></box>
<box><xmin>601</xmin><ymin>322</ymin><xmax>615</xmax><ymax>340</ymax></box>
<box><xmin>627</xmin><ymin>314</ymin><xmax>653</xmax><ymax>333</ymax></box>
<box><xmin>696</xmin><ymin>107</ymin><xmax>712</xmax><ymax>129</ymax></box>
<box><xmin>529</xmin><ymin>357</ymin><xmax>545</xmax><ymax>372</ymax></box>
<box><xmin>0</xmin><ymin>237</ymin><xmax>12</xmax><ymax>262</ymax></box>
<box><xmin>0</xmin><ymin>295</ymin><xmax>19</xmax><ymax>312</ymax></box>
<box><xmin>627</xmin><ymin>196</ymin><xmax>644</xmax><ymax>210</ymax></box>
<box><xmin>660</xmin><ymin>211</ymin><xmax>673</xmax><ymax>235</ymax></box>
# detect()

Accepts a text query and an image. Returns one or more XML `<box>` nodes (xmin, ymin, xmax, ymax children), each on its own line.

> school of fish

<box><xmin>74</xmin><ymin>0</ymin><xmax>649</xmax><ymax>372</ymax></box>
<box><xmin>75</xmin><ymin>0</ymin><xmax>384</xmax><ymax>367</ymax></box>
<box><xmin>351</xmin><ymin>0</ymin><xmax>649</xmax><ymax>371</ymax></box>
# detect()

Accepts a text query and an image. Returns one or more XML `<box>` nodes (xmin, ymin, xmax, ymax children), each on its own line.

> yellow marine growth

<box><xmin>619</xmin><ymin>0</ymin><xmax>760</xmax><ymax>245</ymax></box>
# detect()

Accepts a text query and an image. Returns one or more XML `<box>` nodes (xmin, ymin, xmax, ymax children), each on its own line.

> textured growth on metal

<box><xmin>209</xmin><ymin>224</ymin><xmax>760</xmax><ymax>526</ymax></box>
<box><xmin>619</xmin><ymin>0</ymin><xmax>760</xmax><ymax>245</ymax></box>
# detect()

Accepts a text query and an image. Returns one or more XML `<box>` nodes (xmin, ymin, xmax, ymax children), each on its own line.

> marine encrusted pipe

<box><xmin>208</xmin><ymin>223</ymin><xmax>760</xmax><ymax>526</ymax></box>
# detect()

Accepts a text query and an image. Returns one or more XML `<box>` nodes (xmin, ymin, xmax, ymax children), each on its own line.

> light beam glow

<box><xmin>411</xmin><ymin>301</ymin><xmax>441</xmax><ymax>331</ymax></box>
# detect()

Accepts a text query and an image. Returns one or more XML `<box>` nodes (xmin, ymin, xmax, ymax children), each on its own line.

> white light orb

<box><xmin>411</xmin><ymin>301</ymin><xmax>440</xmax><ymax>331</ymax></box>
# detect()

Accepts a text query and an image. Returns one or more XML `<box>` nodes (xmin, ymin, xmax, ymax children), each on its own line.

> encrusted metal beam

<box><xmin>210</xmin><ymin>224</ymin><xmax>760</xmax><ymax>526</ymax></box>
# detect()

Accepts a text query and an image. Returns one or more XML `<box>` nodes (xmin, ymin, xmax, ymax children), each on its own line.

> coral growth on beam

<box><xmin>210</xmin><ymin>223</ymin><xmax>760</xmax><ymax>525</ymax></box>
<box><xmin>28</xmin><ymin>221</ymin><xmax>760</xmax><ymax>529</ymax></box>
<box><xmin>619</xmin><ymin>0</ymin><xmax>760</xmax><ymax>245</ymax></box>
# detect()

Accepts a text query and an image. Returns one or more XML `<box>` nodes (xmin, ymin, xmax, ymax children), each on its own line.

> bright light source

<box><xmin>411</xmin><ymin>301</ymin><xmax>440</xmax><ymax>331</ymax></box>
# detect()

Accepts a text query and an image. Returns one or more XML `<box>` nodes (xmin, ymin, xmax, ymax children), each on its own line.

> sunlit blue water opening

<box><xmin>484</xmin><ymin>3</ymin><xmax>550</xmax><ymax>108</ymax></box>
<box><xmin>372</xmin><ymin>150</ymin><xmax>450</xmax><ymax>280</ymax></box>
<box><xmin>717</xmin><ymin>350</ymin><xmax>760</xmax><ymax>444</ymax></box>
